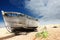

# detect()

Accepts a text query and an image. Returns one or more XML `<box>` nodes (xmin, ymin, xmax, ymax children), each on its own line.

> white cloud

<box><xmin>25</xmin><ymin>0</ymin><xmax>60</xmax><ymax>25</ymax></box>
<box><xmin>0</xmin><ymin>22</ymin><xmax>5</xmax><ymax>28</ymax></box>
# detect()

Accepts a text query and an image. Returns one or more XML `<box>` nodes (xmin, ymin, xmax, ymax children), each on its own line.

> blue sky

<box><xmin>0</xmin><ymin>0</ymin><xmax>60</xmax><ymax>27</ymax></box>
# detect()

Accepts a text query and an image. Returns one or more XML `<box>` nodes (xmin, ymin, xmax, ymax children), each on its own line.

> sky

<box><xmin>0</xmin><ymin>0</ymin><xmax>60</xmax><ymax>27</ymax></box>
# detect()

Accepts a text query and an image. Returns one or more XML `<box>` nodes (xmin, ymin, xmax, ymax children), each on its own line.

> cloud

<box><xmin>25</xmin><ymin>0</ymin><xmax>60</xmax><ymax>25</ymax></box>
<box><xmin>0</xmin><ymin>22</ymin><xmax>5</xmax><ymax>28</ymax></box>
